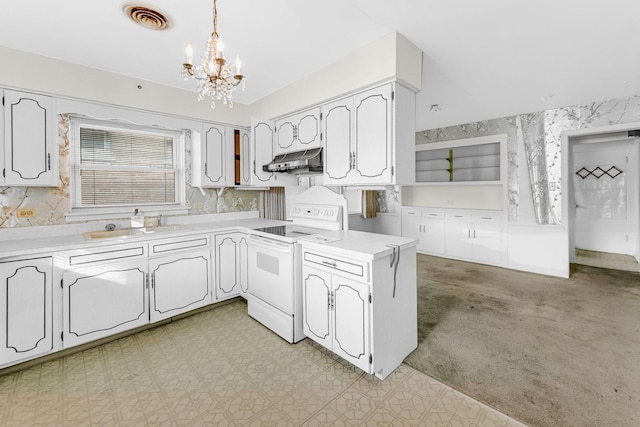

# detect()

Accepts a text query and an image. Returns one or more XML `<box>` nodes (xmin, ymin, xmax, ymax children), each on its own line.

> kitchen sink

<box><xmin>83</xmin><ymin>225</ymin><xmax>188</xmax><ymax>240</ymax></box>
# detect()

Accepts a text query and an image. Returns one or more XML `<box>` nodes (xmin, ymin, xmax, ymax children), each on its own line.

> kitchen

<box><xmin>1</xmin><ymin>1</ymin><xmax>640</xmax><ymax>425</ymax></box>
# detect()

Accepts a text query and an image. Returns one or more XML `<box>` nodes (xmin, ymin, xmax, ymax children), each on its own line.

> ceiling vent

<box><xmin>122</xmin><ymin>2</ymin><xmax>172</xmax><ymax>30</ymax></box>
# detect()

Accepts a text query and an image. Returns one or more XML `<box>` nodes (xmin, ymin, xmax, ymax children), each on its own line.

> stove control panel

<box><xmin>290</xmin><ymin>204</ymin><xmax>342</xmax><ymax>230</ymax></box>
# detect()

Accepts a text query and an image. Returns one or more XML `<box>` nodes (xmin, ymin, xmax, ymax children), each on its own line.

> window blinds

<box><xmin>78</xmin><ymin>127</ymin><xmax>177</xmax><ymax>206</ymax></box>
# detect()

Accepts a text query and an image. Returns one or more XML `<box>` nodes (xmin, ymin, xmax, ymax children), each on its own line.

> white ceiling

<box><xmin>1</xmin><ymin>0</ymin><xmax>639</xmax><ymax>130</ymax></box>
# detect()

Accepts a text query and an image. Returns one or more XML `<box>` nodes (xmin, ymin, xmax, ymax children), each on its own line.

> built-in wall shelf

<box><xmin>415</xmin><ymin>134</ymin><xmax>507</xmax><ymax>184</ymax></box>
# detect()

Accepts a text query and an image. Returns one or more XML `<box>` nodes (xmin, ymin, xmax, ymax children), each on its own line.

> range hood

<box><xmin>262</xmin><ymin>147</ymin><xmax>323</xmax><ymax>175</ymax></box>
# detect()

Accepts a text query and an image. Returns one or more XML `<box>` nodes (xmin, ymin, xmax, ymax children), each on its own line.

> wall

<box><xmin>250</xmin><ymin>32</ymin><xmax>423</xmax><ymax>120</ymax></box>
<box><xmin>415</xmin><ymin>93</ymin><xmax>640</xmax><ymax>225</ymax></box>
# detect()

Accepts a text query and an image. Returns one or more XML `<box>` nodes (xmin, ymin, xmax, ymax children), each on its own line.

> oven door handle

<box><xmin>248</xmin><ymin>235</ymin><xmax>293</xmax><ymax>253</ymax></box>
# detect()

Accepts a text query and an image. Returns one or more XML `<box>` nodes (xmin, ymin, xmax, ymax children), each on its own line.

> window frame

<box><xmin>67</xmin><ymin>116</ymin><xmax>188</xmax><ymax>221</ymax></box>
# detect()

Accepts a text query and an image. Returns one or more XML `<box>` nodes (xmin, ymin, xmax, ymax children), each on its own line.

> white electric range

<box><xmin>247</xmin><ymin>186</ymin><xmax>346</xmax><ymax>343</ymax></box>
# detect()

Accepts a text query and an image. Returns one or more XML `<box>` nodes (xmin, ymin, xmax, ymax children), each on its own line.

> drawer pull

<box><xmin>321</xmin><ymin>260</ymin><xmax>337</xmax><ymax>268</ymax></box>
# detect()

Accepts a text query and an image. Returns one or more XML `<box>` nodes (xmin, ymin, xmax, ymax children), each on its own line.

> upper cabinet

<box><xmin>249</xmin><ymin>118</ymin><xmax>297</xmax><ymax>186</ymax></box>
<box><xmin>322</xmin><ymin>83</ymin><xmax>416</xmax><ymax>186</ymax></box>
<box><xmin>2</xmin><ymin>89</ymin><xmax>59</xmax><ymax>187</ymax></box>
<box><xmin>414</xmin><ymin>134</ymin><xmax>507</xmax><ymax>184</ymax></box>
<box><xmin>274</xmin><ymin>107</ymin><xmax>321</xmax><ymax>155</ymax></box>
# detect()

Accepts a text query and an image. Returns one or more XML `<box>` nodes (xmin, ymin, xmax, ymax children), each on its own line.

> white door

<box><xmin>322</xmin><ymin>97</ymin><xmax>353</xmax><ymax>184</ymax></box>
<box><xmin>472</xmin><ymin>223</ymin><xmax>502</xmax><ymax>264</ymax></box>
<box><xmin>62</xmin><ymin>260</ymin><xmax>149</xmax><ymax>348</ymax></box>
<box><xmin>275</xmin><ymin>117</ymin><xmax>296</xmax><ymax>154</ymax></box>
<box><xmin>573</xmin><ymin>141</ymin><xmax>633</xmax><ymax>254</ymax></box>
<box><xmin>332</xmin><ymin>276</ymin><xmax>370</xmax><ymax>373</ymax></box>
<box><xmin>296</xmin><ymin>109</ymin><xmax>321</xmax><ymax>149</ymax></box>
<box><xmin>250</xmin><ymin>118</ymin><xmax>276</xmax><ymax>185</ymax></box>
<box><xmin>202</xmin><ymin>124</ymin><xmax>226</xmax><ymax>186</ymax></box>
<box><xmin>0</xmin><ymin>257</ymin><xmax>53</xmax><ymax>367</ymax></box>
<box><xmin>401</xmin><ymin>212</ymin><xmax>423</xmax><ymax>249</ymax></box>
<box><xmin>238</xmin><ymin>234</ymin><xmax>249</xmax><ymax>298</ymax></box>
<box><xmin>353</xmin><ymin>85</ymin><xmax>393</xmax><ymax>184</ymax></box>
<box><xmin>445</xmin><ymin>220</ymin><xmax>473</xmax><ymax>259</ymax></box>
<box><xmin>3</xmin><ymin>90</ymin><xmax>57</xmax><ymax>186</ymax></box>
<box><xmin>239</xmin><ymin>128</ymin><xmax>252</xmax><ymax>186</ymax></box>
<box><xmin>215</xmin><ymin>233</ymin><xmax>242</xmax><ymax>300</ymax></box>
<box><xmin>149</xmin><ymin>249</ymin><xmax>211</xmax><ymax>322</ymax></box>
<box><xmin>302</xmin><ymin>267</ymin><xmax>332</xmax><ymax>350</ymax></box>
<box><xmin>422</xmin><ymin>218</ymin><xmax>446</xmax><ymax>255</ymax></box>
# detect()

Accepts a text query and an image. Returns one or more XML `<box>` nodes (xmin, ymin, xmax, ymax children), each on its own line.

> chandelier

<box><xmin>181</xmin><ymin>0</ymin><xmax>245</xmax><ymax>108</ymax></box>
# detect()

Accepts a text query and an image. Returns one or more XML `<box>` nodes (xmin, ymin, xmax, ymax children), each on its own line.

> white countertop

<box><xmin>0</xmin><ymin>217</ymin><xmax>286</xmax><ymax>259</ymax></box>
<box><xmin>299</xmin><ymin>229</ymin><xmax>417</xmax><ymax>260</ymax></box>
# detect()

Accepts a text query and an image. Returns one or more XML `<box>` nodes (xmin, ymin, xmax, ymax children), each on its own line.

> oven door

<box><xmin>248</xmin><ymin>235</ymin><xmax>294</xmax><ymax>314</ymax></box>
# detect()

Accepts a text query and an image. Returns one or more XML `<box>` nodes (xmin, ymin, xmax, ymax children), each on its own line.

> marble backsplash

<box><xmin>0</xmin><ymin>116</ymin><xmax>260</xmax><ymax>229</ymax></box>
<box><xmin>416</xmin><ymin>94</ymin><xmax>640</xmax><ymax>224</ymax></box>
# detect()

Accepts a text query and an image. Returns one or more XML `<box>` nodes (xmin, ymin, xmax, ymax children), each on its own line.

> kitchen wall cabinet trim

<box><xmin>2</xmin><ymin>89</ymin><xmax>58</xmax><ymax>187</ymax></box>
<box><xmin>150</xmin><ymin>237</ymin><xmax>209</xmax><ymax>254</ymax></box>
<box><xmin>214</xmin><ymin>231</ymin><xmax>249</xmax><ymax>301</ymax></box>
<box><xmin>0</xmin><ymin>256</ymin><xmax>53</xmax><ymax>368</ymax></box>
<box><xmin>67</xmin><ymin>244</ymin><xmax>146</xmax><ymax>267</ymax></box>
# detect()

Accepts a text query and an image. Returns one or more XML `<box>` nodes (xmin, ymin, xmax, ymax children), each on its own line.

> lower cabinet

<box><xmin>303</xmin><ymin>266</ymin><xmax>371</xmax><ymax>373</ymax></box>
<box><xmin>214</xmin><ymin>231</ymin><xmax>249</xmax><ymax>300</ymax></box>
<box><xmin>302</xmin><ymin>246</ymin><xmax>417</xmax><ymax>380</ymax></box>
<box><xmin>62</xmin><ymin>259</ymin><xmax>149</xmax><ymax>348</ymax></box>
<box><xmin>149</xmin><ymin>249</ymin><xmax>211</xmax><ymax>322</ymax></box>
<box><xmin>445</xmin><ymin>212</ymin><xmax>503</xmax><ymax>265</ymax></box>
<box><xmin>401</xmin><ymin>208</ymin><xmax>445</xmax><ymax>255</ymax></box>
<box><xmin>0</xmin><ymin>256</ymin><xmax>54</xmax><ymax>367</ymax></box>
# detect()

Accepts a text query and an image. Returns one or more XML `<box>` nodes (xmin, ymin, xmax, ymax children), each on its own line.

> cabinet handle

<box><xmin>145</xmin><ymin>273</ymin><xmax>149</xmax><ymax>289</ymax></box>
<box><xmin>321</xmin><ymin>260</ymin><xmax>337</xmax><ymax>268</ymax></box>
<box><xmin>468</xmin><ymin>229</ymin><xmax>471</xmax><ymax>238</ymax></box>
<box><xmin>151</xmin><ymin>273</ymin><xmax>155</xmax><ymax>289</ymax></box>
<box><xmin>473</xmin><ymin>230</ymin><xmax>476</xmax><ymax>238</ymax></box>
<box><xmin>204</xmin><ymin>162</ymin><xmax>208</xmax><ymax>175</ymax></box>
<box><xmin>47</xmin><ymin>153</ymin><xmax>51</xmax><ymax>171</ymax></box>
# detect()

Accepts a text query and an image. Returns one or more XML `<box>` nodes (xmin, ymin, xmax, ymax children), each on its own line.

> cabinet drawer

<box><xmin>446</xmin><ymin>212</ymin><xmax>471</xmax><ymax>221</ymax></box>
<box><xmin>423</xmin><ymin>210</ymin><xmax>444</xmax><ymax>219</ymax></box>
<box><xmin>472</xmin><ymin>213</ymin><xmax>502</xmax><ymax>223</ymax></box>
<box><xmin>402</xmin><ymin>207</ymin><xmax>422</xmax><ymax>217</ymax></box>
<box><xmin>65</xmin><ymin>243</ymin><xmax>147</xmax><ymax>267</ymax></box>
<box><xmin>303</xmin><ymin>251</ymin><xmax>368</xmax><ymax>282</ymax></box>
<box><xmin>150</xmin><ymin>235</ymin><xmax>210</xmax><ymax>255</ymax></box>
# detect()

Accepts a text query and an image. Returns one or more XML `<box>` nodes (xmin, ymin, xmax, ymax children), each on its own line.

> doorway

<box><xmin>563</xmin><ymin>128</ymin><xmax>640</xmax><ymax>272</ymax></box>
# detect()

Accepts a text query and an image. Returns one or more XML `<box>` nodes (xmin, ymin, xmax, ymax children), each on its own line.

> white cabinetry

<box><xmin>445</xmin><ymin>212</ymin><xmax>503</xmax><ymax>265</ymax></box>
<box><xmin>275</xmin><ymin>107</ymin><xmax>321</xmax><ymax>155</ymax></box>
<box><xmin>148</xmin><ymin>236</ymin><xmax>212</xmax><ymax>322</ymax></box>
<box><xmin>249</xmin><ymin>118</ymin><xmax>297</xmax><ymax>186</ymax></box>
<box><xmin>0</xmin><ymin>256</ymin><xmax>53</xmax><ymax>367</ymax></box>
<box><xmin>322</xmin><ymin>83</ymin><xmax>415</xmax><ymax>186</ymax></box>
<box><xmin>2</xmin><ymin>89</ymin><xmax>58</xmax><ymax>186</ymax></box>
<box><xmin>214</xmin><ymin>231</ymin><xmax>249</xmax><ymax>300</ymax></box>
<box><xmin>238</xmin><ymin>128</ymin><xmax>252</xmax><ymax>186</ymax></box>
<box><xmin>192</xmin><ymin>123</ymin><xmax>232</xmax><ymax>187</ymax></box>
<box><xmin>401</xmin><ymin>208</ymin><xmax>445</xmax><ymax>255</ymax></box>
<box><xmin>61</xmin><ymin>243</ymin><xmax>149</xmax><ymax>348</ymax></box>
<box><xmin>301</xmin><ymin>244</ymin><xmax>417</xmax><ymax>379</ymax></box>
<box><xmin>414</xmin><ymin>134</ymin><xmax>507</xmax><ymax>184</ymax></box>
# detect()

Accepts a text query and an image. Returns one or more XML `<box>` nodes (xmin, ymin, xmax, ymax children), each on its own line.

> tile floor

<box><xmin>574</xmin><ymin>249</ymin><xmax>640</xmax><ymax>272</ymax></box>
<box><xmin>0</xmin><ymin>300</ymin><xmax>525</xmax><ymax>426</ymax></box>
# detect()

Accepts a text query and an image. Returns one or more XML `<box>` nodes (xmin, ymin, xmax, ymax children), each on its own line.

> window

<box><xmin>69</xmin><ymin>117</ymin><xmax>185</xmax><ymax>216</ymax></box>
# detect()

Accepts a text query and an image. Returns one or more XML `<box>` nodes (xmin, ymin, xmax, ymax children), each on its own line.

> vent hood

<box><xmin>263</xmin><ymin>147</ymin><xmax>323</xmax><ymax>174</ymax></box>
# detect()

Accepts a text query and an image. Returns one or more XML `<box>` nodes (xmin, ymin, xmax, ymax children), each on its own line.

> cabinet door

<box><xmin>401</xmin><ymin>211</ymin><xmax>423</xmax><ymax>249</ymax></box>
<box><xmin>274</xmin><ymin>118</ymin><xmax>295</xmax><ymax>155</ymax></box>
<box><xmin>422</xmin><ymin>218</ymin><xmax>446</xmax><ymax>255</ymax></box>
<box><xmin>149</xmin><ymin>249</ymin><xmax>211</xmax><ymax>322</ymax></box>
<box><xmin>250</xmin><ymin>118</ymin><xmax>276</xmax><ymax>185</ymax></box>
<box><xmin>322</xmin><ymin>97</ymin><xmax>353</xmax><ymax>184</ymax></box>
<box><xmin>275</xmin><ymin>108</ymin><xmax>321</xmax><ymax>155</ymax></box>
<box><xmin>215</xmin><ymin>232</ymin><xmax>242</xmax><ymax>300</ymax></box>
<box><xmin>352</xmin><ymin>85</ymin><xmax>393</xmax><ymax>184</ymax></box>
<box><xmin>472</xmin><ymin>223</ymin><xmax>502</xmax><ymax>264</ymax></box>
<box><xmin>332</xmin><ymin>275</ymin><xmax>371</xmax><ymax>373</ymax></box>
<box><xmin>237</xmin><ymin>234</ymin><xmax>249</xmax><ymax>298</ymax></box>
<box><xmin>445</xmin><ymin>220</ymin><xmax>473</xmax><ymax>259</ymax></box>
<box><xmin>62</xmin><ymin>259</ymin><xmax>149</xmax><ymax>348</ymax></box>
<box><xmin>302</xmin><ymin>266</ymin><xmax>332</xmax><ymax>350</ymax></box>
<box><xmin>201</xmin><ymin>123</ymin><xmax>227</xmax><ymax>186</ymax></box>
<box><xmin>239</xmin><ymin>128</ymin><xmax>252</xmax><ymax>186</ymax></box>
<box><xmin>3</xmin><ymin>90</ymin><xmax>58</xmax><ymax>186</ymax></box>
<box><xmin>0</xmin><ymin>257</ymin><xmax>53</xmax><ymax>367</ymax></box>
